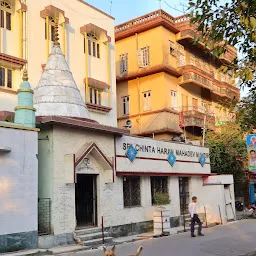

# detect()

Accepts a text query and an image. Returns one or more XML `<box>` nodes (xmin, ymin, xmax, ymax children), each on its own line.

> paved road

<box><xmin>63</xmin><ymin>220</ymin><xmax>256</xmax><ymax>256</ymax></box>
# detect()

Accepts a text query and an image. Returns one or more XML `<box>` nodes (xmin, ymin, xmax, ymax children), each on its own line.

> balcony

<box><xmin>179</xmin><ymin>71</ymin><xmax>213</xmax><ymax>90</ymax></box>
<box><xmin>181</xmin><ymin>106</ymin><xmax>215</xmax><ymax>131</ymax></box>
<box><xmin>179</xmin><ymin>66</ymin><xmax>239</xmax><ymax>100</ymax></box>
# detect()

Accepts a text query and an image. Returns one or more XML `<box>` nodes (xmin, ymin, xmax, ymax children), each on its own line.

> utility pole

<box><xmin>202</xmin><ymin>113</ymin><xmax>206</xmax><ymax>147</ymax></box>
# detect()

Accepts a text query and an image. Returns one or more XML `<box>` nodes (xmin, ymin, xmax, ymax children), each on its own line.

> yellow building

<box><xmin>115</xmin><ymin>10</ymin><xmax>240</xmax><ymax>141</ymax></box>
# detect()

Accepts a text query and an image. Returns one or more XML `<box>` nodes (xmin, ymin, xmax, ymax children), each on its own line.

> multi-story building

<box><xmin>0</xmin><ymin>0</ymin><xmax>116</xmax><ymax>126</ymax></box>
<box><xmin>115</xmin><ymin>10</ymin><xmax>240</xmax><ymax>141</ymax></box>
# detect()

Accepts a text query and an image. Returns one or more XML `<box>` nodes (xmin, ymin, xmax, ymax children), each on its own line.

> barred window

<box><xmin>123</xmin><ymin>176</ymin><xmax>141</xmax><ymax>207</ymax></box>
<box><xmin>151</xmin><ymin>176</ymin><xmax>168</xmax><ymax>205</ymax></box>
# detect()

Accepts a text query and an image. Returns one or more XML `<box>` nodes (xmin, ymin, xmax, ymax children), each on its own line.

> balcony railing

<box><xmin>181</xmin><ymin>72</ymin><xmax>213</xmax><ymax>89</ymax></box>
<box><xmin>115</xmin><ymin>9</ymin><xmax>175</xmax><ymax>33</ymax></box>
<box><xmin>181</xmin><ymin>106</ymin><xmax>215</xmax><ymax>130</ymax></box>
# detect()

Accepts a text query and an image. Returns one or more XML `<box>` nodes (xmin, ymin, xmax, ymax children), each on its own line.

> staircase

<box><xmin>75</xmin><ymin>227</ymin><xmax>113</xmax><ymax>247</ymax></box>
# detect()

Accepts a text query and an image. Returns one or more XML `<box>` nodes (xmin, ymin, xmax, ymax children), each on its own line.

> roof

<box><xmin>34</xmin><ymin>45</ymin><xmax>91</xmax><ymax>119</ymax></box>
<box><xmin>37</xmin><ymin>116</ymin><xmax>129</xmax><ymax>136</ymax></box>
<box><xmin>76</xmin><ymin>0</ymin><xmax>114</xmax><ymax>20</ymax></box>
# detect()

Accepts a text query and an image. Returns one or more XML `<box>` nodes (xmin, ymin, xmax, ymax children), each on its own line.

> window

<box><xmin>89</xmin><ymin>87</ymin><xmax>101</xmax><ymax>105</ymax></box>
<box><xmin>170</xmin><ymin>90</ymin><xmax>177</xmax><ymax>109</ymax></box>
<box><xmin>0</xmin><ymin>67</ymin><xmax>12</xmax><ymax>88</ymax></box>
<box><xmin>0</xmin><ymin>1</ymin><xmax>11</xmax><ymax>30</ymax></box>
<box><xmin>137</xmin><ymin>46</ymin><xmax>150</xmax><ymax>67</ymax></box>
<box><xmin>192</xmin><ymin>98</ymin><xmax>198</xmax><ymax>111</ymax></box>
<box><xmin>151</xmin><ymin>177</ymin><xmax>168</xmax><ymax>205</ymax></box>
<box><xmin>123</xmin><ymin>176</ymin><xmax>141</xmax><ymax>207</ymax></box>
<box><xmin>7</xmin><ymin>69</ymin><xmax>12</xmax><ymax>88</ymax></box>
<box><xmin>120</xmin><ymin>53</ymin><xmax>128</xmax><ymax>74</ymax></box>
<box><xmin>87</xmin><ymin>33</ymin><xmax>100</xmax><ymax>58</ymax></box>
<box><xmin>169</xmin><ymin>40</ymin><xmax>175</xmax><ymax>55</ymax></box>
<box><xmin>179</xmin><ymin>177</ymin><xmax>190</xmax><ymax>214</ymax></box>
<box><xmin>122</xmin><ymin>96</ymin><xmax>129</xmax><ymax>115</ymax></box>
<box><xmin>142</xmin><ymin>91</ymin><xmax>152</xmax><ymax>111</ymax></box>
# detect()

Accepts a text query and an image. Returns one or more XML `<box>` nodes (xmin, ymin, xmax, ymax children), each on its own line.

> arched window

<box><xmin>0</xmin><ymin>1</ymin><xmax>11</xmax><ymax>30</ymax></box>
<box><xmin>85</xmin><ymin>32</ymin><xmax>100</xmax><ymax>58</ymax></box>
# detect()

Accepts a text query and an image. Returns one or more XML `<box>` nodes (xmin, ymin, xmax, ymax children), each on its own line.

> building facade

<box><xmin>0</xmin><ymin>0</ymin><xmax>116</xmax><ymax>126</ymax></box>
<box><xmin>115</xmin><ymin>10</ymin><xmax>240</xmax><ymax>141</ymax></box>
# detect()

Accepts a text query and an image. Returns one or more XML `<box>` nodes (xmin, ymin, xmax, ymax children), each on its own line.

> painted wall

<box><xmin>0</xmin><ymin>0</ymin><xmax>117</xmax><ymax>127</ymax></box>
<box><xmin>0</xmin><ymin>126</ymin><xmax>38</xmax><ymax>250</ymax></box>
<box><xmin>115</xmin><ymin>22</ymin><xmax>237</xmax><ymax>137</ymax></box>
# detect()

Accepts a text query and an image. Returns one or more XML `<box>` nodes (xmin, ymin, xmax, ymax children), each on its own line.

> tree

<box><xmin>206</xmin><ymin>124</ymin><xmax>247</xmax><ymax>183</ymax></box>
<box><xmin>237</xmin><ymin>88</ymin><xmax>256</xmax><ymax>132</ymax></box>
<box><xmin>188</xmin><ymin>0</ymin><xmax>256</xmax><ymax>88</ymax></box>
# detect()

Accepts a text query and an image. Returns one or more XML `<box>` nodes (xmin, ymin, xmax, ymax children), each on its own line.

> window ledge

<box><xmin>0</xmin><ymin>53</ymin><xmax>27</xmax><ymax>68</ymax></box>
<box><xmin>0</xmin><ymin>87</ymin><xmax>17</xmax><ymax>95</ymax></box>
<box><xmin>86</xmin><ymin>103</ymin><xmax>112</xmax><ymax>113</ymax></box>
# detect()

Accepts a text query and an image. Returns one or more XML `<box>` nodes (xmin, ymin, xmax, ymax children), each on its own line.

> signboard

<box><xmin>246</xmin><ymin>134</ymin><xmax>256</xmax><ymax>171</ymax></box>
<box><xmin>115</xmin><ymin>135</ymin><xmax>210</xmax><ymax>175</ymax></box>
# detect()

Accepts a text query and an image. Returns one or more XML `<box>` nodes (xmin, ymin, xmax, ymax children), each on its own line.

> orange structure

<box><xmin>115</xmin><ymin>10</ymin><xmax>240</xmax><ymax>142</ymax></box>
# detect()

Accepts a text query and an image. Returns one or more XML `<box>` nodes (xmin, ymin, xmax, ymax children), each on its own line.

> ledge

<box><xmin>0</xmin><ymin>122</ymin><xmax>40</xmax><ymax>132</ymax></box>
<box><xmin>0</xmin><ymin>53</ymin><xmax>27</xmax><ymax>68</ymax></box>
<box><xmin>86</xmin><ymin>103</ymin><xmax>112</xmax><ymax>113</ymax></box>
<box><xmin>117</xmin><ymin>65</ymin><xmax>182</xmax><ymax>83</ymax></box>
<box><xmin>85</xmin><ymin>78</ymin><xmax>110</xmax><ymax>89</ymax></box>
<box><xmin>0</xmin><ymin>87</ymin><xmax>17</xmax><ymax>95</ymax></box>
<box><xmin>0</xmin><ymin>146</ymin><xmax>11</xmax><ymax>152</ymax></box>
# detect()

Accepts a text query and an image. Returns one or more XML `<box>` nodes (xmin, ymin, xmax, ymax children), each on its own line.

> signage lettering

<box><xmin>122</xmin><ymin>143</ymin><xmax>209</xmax><ymax>159</ymax></box>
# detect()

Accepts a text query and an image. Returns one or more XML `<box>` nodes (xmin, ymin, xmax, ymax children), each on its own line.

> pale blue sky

<box><xmin>85</xmin><ymin>0</ymin><xmax>187</xmax><ymax>25</ymax></box>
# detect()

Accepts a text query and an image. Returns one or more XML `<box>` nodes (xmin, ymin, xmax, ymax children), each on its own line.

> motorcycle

<box><xmin>235</xmin><ymin>201</ymin><xmax>244</xmax><ymax>211</ymax></box>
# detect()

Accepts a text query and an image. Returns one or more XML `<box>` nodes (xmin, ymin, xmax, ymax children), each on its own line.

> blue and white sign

<box><xmin>167</xmin><ymin>152</ymin><xmax>176</xmax><ymax>166</ymax></box>
<box><xmin>126</xmin><ymin>145</ymin><xmax>137</xmax><ymax>162</ymax></box>
<box><xmin>199</xmin><ymin>154</ymin><xmax>206</xmax><ymax>167</ymax></box>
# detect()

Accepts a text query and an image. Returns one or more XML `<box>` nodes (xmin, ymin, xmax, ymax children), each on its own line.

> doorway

<box><xmin>179</xmin><ymin>177</ymin><xmax>190</xmax><ymax>214</ymax></box>
<box><xmin>75</xmin><ymin>174</ymin><xmax>98</xmax><ymax>227</ymax></box>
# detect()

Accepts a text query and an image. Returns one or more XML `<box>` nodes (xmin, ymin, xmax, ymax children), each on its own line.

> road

<box><xmin>63</xmin><ymin>219</ymin><xmax>256</xmax><ymax>256</ymax></box>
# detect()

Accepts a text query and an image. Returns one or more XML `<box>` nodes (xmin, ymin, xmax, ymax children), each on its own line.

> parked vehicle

<box><xmin>235</xmin><ymin>201</ymin><xmax>244</xmax><ymax>211</ymax></box>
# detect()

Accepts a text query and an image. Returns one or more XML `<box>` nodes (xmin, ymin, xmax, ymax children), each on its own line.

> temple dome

<box><xmin>34</xmin><ymin>45</ymin><xmax>90</xmax><ymax>119</ymax></box>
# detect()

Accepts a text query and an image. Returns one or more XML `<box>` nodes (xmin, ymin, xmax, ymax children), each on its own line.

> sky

<box><xmin>85</xmin><ymin>0</ymin><xmax>187</xmax><ymax>25</ymax></box>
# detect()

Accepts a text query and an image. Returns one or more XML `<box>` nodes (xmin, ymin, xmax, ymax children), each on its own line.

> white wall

<box><xmin>0</xmin><ymin>126</ymin><xmax>38</xmax><ymax>235</ymax></box>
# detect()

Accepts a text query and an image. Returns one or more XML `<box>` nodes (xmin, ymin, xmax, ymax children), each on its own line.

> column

<box><xmin>19</xmin><ymin>10</ymin><xmax>23</xmax><ymax>58</ymax></box>
<box><xmin>46</xmin><ymin>16</ymin><xmax>49</xmax><ymax>59</ymax></box>
<box><xmin>106</xmin><ymin>41</ymin><xmax>111</xmax><ymax>107</ymax></box>
<box><xmin>85</xmin><ymin>33</ymin><xmax>89</xmax><ymax>103</ymax></box>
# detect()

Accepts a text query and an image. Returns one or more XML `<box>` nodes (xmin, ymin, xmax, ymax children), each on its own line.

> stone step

<box><xmin>78</xmin><ymin>232</ymin><xmax>109</xmax><ymax>241</ymax></box>
<box><xmin>83</xmin><ymin>236</ymin><xmax>113</xmax><ymax>246</ymax></box>
<box><xmin>75</xmin><ymin>227</ymin><xmax>102</xmax><ymax>236</ymax></box>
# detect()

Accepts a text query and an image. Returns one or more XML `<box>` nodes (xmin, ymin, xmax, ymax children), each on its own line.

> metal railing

<box><xmin>38</xmin><ymin>198</ymin><xmax>51</xmax><ymax>235</ymax></box>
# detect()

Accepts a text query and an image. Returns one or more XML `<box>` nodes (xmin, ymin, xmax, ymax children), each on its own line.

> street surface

<box><xmin>63</xmin><ymin>219</ymin><xmax>256</xmax><ymax>256</ymax></box>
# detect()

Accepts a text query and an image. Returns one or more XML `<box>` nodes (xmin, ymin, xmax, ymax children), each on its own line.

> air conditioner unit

<box><xmin>124</xmin><ymin>119</ymin><xmax>133</xmax><ymax>129</ymax></box>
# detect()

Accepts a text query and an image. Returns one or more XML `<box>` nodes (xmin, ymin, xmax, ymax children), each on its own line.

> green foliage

<box><xmin>188</xmin><ymin>0</ymin><xmax>256</xmax><ymax>88</ymax></box>
<box><xmin>237</xmin><ymin>89</ymin><xmax>256</xmax><ymax>132</ymax></box>
<box><xmin>206</xmin><ymin>124</ymin><xmax>247</xmax><ymax>183</ymax></box>
<box><xmin>154</xmin><ymin>192</ymin><xmax>170</xmax><ymax>206</ymax></box>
